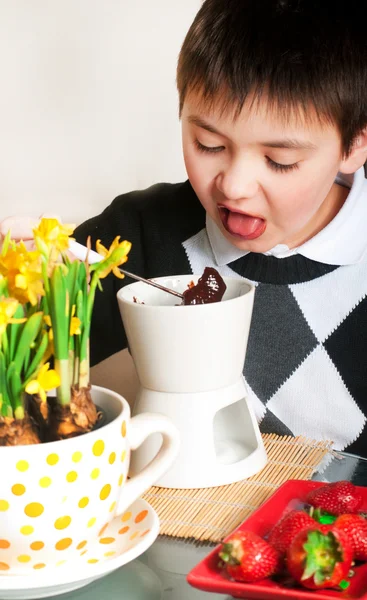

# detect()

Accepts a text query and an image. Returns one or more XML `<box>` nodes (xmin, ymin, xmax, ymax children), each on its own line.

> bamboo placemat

<box><xmin>142</xmin><ymin>434</ymin><xmax>333</xmax><ymax>543</ymax></box>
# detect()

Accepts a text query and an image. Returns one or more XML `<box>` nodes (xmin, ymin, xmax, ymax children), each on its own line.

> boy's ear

<box><xmin>340</xmin><ymin>128</ymin><xmax>367</xmax><ymax>174</ymax></box>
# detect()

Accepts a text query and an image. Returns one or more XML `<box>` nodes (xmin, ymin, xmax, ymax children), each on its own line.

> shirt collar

<box><xmin>206</xmin><ymin>167</ymin><xmax>367</xmax><ymax>267</ymax></box>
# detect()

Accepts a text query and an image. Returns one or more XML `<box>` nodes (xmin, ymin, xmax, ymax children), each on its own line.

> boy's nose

<box><xmin>215</xmin><ymin>162</ymin><xmax>259</xmax><ymax>202</ymax></box>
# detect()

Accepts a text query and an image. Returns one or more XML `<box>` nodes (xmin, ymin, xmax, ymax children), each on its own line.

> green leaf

<box><xmin>1</xmin><ymin>230</ymin><xmax>11</xmax><ymax>256</ymax></box>
<box><xmin>6</xmin><ymin>361</ymin><xmax>22</xmax><ymax>411</ymax></box>
<box><xmin>24</xmin><ymin>331</ymin><xmax>49</xmax><ymax>382</ymax></box>
<box><xmin>0</xmin><ymin>350</ymin><xmax>11</xmax><ymax>416</ymax></box>
<box><xmin>49</xmin><ymin>265</ymin><xmax>70</xmax><ymax>360</ymax></box>
<box><xmin>12</xmin><ymin>312</ymin><xmax>43</xmax><ymax>372</ymax></box>
<box><xmin>8</xmin><ymin>304</ymin><xmax>25</xmax><ymax>360</ymax></box>
<box><xmin>66</xmin><ymin>260</ymin><xmax>80</xmax><ymax>306</ymax></box>
<box><xmin>302</xmin><ymin>530</ymin><xmax>341</xmax><ymax>584</ymax></box>
<box><xmin>339</xmin><ymin>580</ymin><xmax>350</xmax><ymax>590</ymax></box>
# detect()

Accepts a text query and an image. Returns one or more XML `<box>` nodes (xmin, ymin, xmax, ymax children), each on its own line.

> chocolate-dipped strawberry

<box><xmin>182</xmin><ymin>267</ymin><xmax>226</xmax><ymax>305</ymax></box>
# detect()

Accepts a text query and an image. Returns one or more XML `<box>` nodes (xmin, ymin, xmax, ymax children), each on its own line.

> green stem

<box><xmin>55</xmin><ymin>359</ymin><xmax>71</xmax><ymax>405</ymax></box>
<box><xmin>79</xmin><ymin>357</ymin><xmax>89</xmax><ymax>389</ymax></box>
<box><xmin>78</xmin><ymin>273</ymin><xmax>99</xmax><ymax>387</ymax></box>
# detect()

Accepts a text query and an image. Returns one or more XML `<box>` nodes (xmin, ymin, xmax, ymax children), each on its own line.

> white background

<box><xmin>0</xmin><ymin>0</ymin><xmax>201</xmax><ymax>398</ymax></box>
<box><xmin>0</xmin><ymin>0</ymin><xmax>200</xmax><ymax>223</ymax></box>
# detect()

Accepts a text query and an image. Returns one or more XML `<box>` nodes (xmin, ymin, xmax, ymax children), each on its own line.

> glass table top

<box><xmin>37</xmin><ymin>451</ymin><xmax>367</xmax><ymax>600</ymax></box>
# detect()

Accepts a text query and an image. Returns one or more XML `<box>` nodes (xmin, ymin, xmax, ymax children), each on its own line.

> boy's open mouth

<box><xmin>218</xmin><ymin>206</ymin><xmax>266</xmax><ymax>240</ymax></box>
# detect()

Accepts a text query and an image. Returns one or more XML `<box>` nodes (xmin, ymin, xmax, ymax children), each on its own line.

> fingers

<box><xmin>0</xmin><ymin>215</ymin><xmax>39</xmax><ymax>241</ymax></box>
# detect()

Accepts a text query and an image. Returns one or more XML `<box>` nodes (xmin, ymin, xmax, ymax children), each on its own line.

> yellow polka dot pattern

<box><xmin>0</xmin><ymin>434</ymin><xmax>133</xmax><ymax>573</ymax></box>
<box><xmin>39</xmin><ymin>477</ymin><xmax>52</xmax><ymax>488</ymax></box>
<box><xmin>55</xmin><ymin>538</ymin><xmax>72</xmax><ymax>551</ymax></box>
<box><xmin>99</xmin><ymin>484</ymin><xmax>111</xmax><ymax>501</ymax></box>
<box><xmin>87</xmin><ymin>517</ymin><xmax>96</xmax><ymax>528</ymax></box>
<box><xmin>17</xmin><ymin>555</ymin><xmax>31</xmax><ymax>563</ymax></box>
<box><xmin>18</xmin><ymin>554</ymin><xmax>31</xmax><ymax>562</ymax></box>
<box><xmin>46</xmin><ymin>453</ymin><xmax>59</xmax><ymax>466</ymax></box>
<box><xmin>20</xmin><ymin>526</ymin><xmax>34</xmax><ymax>536</ymax></box>
<box><xmin>72</xmin><ymin>452</ymin><xmax>82</xmax><ymax>463</ymax></box>
<box><xmin>54</xmin><ymin>516</ymin><xmax>72</xmax><ymax>530</ymax></box>
<box><xmin>16</xmin><ymin>460</ymin><xmax>29</xmax><ymax>472</ymax></box>
<box><xmin>78</xmin><ymin>497</ymin><xmax>89</xmax><ymax>509</ymax></box>
<box><xmin>0</xmin><ymin>498</ymin><xmax>153</xmax><ymax>571</ymax></box>
<box><xmin>30</xmin><ymin>541</ymin><xmax>44</xmax><ymax>551</ymax></box>
<box><xmin>24</xmin><ymin>503</ymin><xmax>44</xmax><ymax>518</ymax></box>
<box><xmin>92</xmin><ymin>440</ymin><xmax>105</xmax><ymax>456</ymax></box>
<box><xmin>12</xmin><ymin>484</ymin><xmax>26</xmax><ymax>496</ymax></box>
<box><xmin>90</xmin><ymin>468</ymin><xmax>100</xmax><ymax>480</ymax></box>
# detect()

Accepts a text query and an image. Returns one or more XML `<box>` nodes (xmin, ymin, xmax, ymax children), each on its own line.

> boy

<box><xmin>3</xmin><ymin>0</ymin><xmax>367</xmax><ymax>455</ymax></box>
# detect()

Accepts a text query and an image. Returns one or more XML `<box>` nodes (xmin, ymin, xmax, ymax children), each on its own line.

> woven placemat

<box><xmin>142</xmin><ymin>434</ymin><xmax>333</xmax><ymax>543</ymax></box>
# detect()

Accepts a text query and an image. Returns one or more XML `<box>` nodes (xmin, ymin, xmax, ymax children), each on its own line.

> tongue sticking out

<box><xmin>226</xmin><ymin>211</ymin><xmax>265</xmax><ymax>239</ymax></box>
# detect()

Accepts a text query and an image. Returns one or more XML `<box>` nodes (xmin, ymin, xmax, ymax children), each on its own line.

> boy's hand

<box><xmin>0</xmin><ymin>214</ymin><xmax>62</xmax><ymax>250</ymax></box>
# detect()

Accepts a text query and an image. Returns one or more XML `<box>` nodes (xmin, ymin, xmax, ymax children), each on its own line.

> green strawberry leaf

<box><xmin>302</xmin><ymin>531</ymin><xmax>341</xmax><ymax>584</ymax></box>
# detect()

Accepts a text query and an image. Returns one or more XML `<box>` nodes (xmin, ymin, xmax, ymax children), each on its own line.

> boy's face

<box><xmin>181</xmin><ymin>93</ymin><xmax>356</xmax><ymax>253</ymax></box>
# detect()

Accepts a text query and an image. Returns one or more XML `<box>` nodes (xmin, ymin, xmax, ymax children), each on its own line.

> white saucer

<box><xmin>0</xmin><ymin>498</ymin><xmax>159</xmax><ymax>600</ymax></box>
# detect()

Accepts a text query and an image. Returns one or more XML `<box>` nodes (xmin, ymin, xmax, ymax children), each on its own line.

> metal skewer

<box><xmin>69</xmin><ymin>240</ymin><xmax>184</xmax><ymax>300</ymax></box>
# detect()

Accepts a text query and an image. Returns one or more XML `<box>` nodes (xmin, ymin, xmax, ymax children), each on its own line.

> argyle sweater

<box><xmin>74</xmin><ymin>181</ymin><xmax>367</xmax><ymax>458</ymax></box>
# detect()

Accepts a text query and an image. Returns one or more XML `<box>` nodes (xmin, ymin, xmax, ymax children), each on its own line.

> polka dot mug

<box><xmin>0</xmin><ymin>385</ymin><xmax>179</xmax><ymax>574</ymax></box>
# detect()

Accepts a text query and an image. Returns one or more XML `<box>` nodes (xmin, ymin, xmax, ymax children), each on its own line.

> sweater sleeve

<box><xmin>73</xmin><ymin>180</ymin><xmax>203</xmax><ymax>366</ymax></box>
<box><xmin>73</xmin><ymin>189</ymin><xmax>149</xmax><ymax>366</ymax></box>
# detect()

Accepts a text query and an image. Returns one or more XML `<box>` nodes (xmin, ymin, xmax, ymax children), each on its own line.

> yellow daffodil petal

<box><xmin>70</xmin><ymin>316</ymin><xmax>81</xmax><ymax>336</ymax></box>
<box><xmin>33</xmin><ymin>218</ymin><xmax>75</xmax><ymax>255</ymax></box>
<box><xmin>25</xmin><ymin>380</ymin><xmax>40</xmax><ymax>395</ymax></box>
<box><xmin>44</xmin><ymin>315</ymin><xmax>52</xmax><ymax>327</ymax></box>
<box><xmin>95</xmin><ymin>240</ymin><xmax>108</xmax><ymax>257</ymax></box>
<box><xmin>112</xmin><ymin>266</ymin><xmax>125</xmax><ymax>279</ymax></box>
<box><xmin>26</xmin><ymin>364</ymin><xmax>60</xmax><ymax>402</ymax></box>
<box><xmin>0</xmin><ymin>243</ymin><xmax>44</xmax><ymax>305</ymax></box>
<box><xmin>38</xmin><ymin>368</ymin><xmax>60</xmax><ymax>391</ymax></box>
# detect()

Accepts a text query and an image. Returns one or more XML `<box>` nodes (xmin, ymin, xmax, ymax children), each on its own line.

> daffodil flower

<box><xmin>70</xmin><ymin>316</ymin><xmax>81</xmax><ymax>336</ymax></box>
<box><xmin>25</xmin><ymin>363</ymin><xmax>60</xmax><ymax>402</ymax></box>
<box><xmin>94</xmin><ymin>237</ymin><xmax>132</xmax><ymax>279</ymax></box>
<box><xmin>0</xmin><ymin>242</ymin><xmax>44</xmax><ymax>306</ymax></box>
<box><xmin>0</xmin><ymin>298</ymin><xmax>26</xmax><ymax>336</ymax></box>
<box><xmin>33</xmin><ymin>218</ymin><xmax>75</xmax><ymax>256</ymax></box>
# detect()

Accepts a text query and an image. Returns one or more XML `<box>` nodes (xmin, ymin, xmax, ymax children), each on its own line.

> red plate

<box><xmin>187</xmin><ymin>479</ymin><xmax>367</xmax><ymax>599</ymax></box>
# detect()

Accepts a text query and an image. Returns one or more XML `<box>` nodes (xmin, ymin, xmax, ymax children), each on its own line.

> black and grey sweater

<box><xmin>74</xmin><ymin>181</ymin><xmax>367</xmax><ymax>457</ymax></box>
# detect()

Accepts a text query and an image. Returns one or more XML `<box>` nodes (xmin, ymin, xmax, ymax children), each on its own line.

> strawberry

<box><xmin>286</xmin><ymin>525</ymin><xmax>353</xmax><ymax>589</ymax></box>
<box><xmin>268</xmin><ymin>509</ymin><xmax>316</xmax><ymax>556</ymax></box>
<box><xmin>306</xmin><ymin>481</ymin><xmax>363</xmax><ymax>515</ymax></box>
<box><xmin>334</xmin><ymin>513</ymin><xmax>367</xmax><ymax>561</ymax></box>
<box><xmin>218</xmin><ymin>530</ymin><xmax>280</xmax><ymax>582</ymax></box>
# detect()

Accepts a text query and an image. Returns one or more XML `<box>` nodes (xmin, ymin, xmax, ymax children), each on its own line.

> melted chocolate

<box><xmin>182</xmin><ymin>267</ymin><xmax>226</xmax><ymax>305</ymax></box>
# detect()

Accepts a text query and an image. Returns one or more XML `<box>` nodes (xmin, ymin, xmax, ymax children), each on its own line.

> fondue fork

<box><xmin>69</xmin><ymin>240</ymin><xmax>184</xmax><ymax>300</ymax></box>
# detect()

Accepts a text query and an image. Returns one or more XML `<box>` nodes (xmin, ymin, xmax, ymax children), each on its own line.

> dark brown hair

<box><xmin>177</xmin><ymin>0</ymin><xmax>367</xmax><ymax>154</ymax></box>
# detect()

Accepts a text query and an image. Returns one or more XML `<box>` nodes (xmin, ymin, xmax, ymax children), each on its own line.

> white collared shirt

<box><xmin>206</xmin><ymin>167</ymin><xmax>367</xmax><ymax>266</ymax></box>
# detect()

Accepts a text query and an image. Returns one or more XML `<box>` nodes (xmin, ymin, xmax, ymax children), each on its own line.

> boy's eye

<box><xmin>194</xmin><ymin>139</ymin><xmax>225</xmax><ymax>154</ymax></box>
<box><xmin>266</xmin><ymin>157</ymin><xmax>299</xmax><ymax>173</ymax></box>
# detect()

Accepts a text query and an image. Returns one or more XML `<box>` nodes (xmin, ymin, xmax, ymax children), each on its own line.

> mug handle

<box><xmin>116</xmin><ymin>413</ymin><xmax>180</xmax><ymax>514</ymax></box>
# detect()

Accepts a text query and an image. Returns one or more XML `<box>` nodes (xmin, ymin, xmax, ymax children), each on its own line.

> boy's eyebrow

<box><xmin>187</xmin><ymin>116</ymin><xmax>221</xmax><ymax>135</ymax></box>
<box><xmin>261</xmin><ymin>139</ymin><xmax>318</xmax><ymax>150</ymax></box>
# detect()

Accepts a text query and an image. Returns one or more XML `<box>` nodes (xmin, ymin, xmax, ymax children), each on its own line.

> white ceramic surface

<box><xmin>117</xmin><ymin>275</ymin><xmax>267</xmax><ymax>488</ymax></box>
<box><xmin>0</xmin><ymin>497</ymin><xmax>159</xmax><ymax>599</ymax></box>
<box><xmin>117</xmin><ymin>274</ymin><xmax>255</xmax><ymax>393</ymax></box>
<box><xmin>0</xmin><ymin>386</ymin><xmax>179</xmax><ymax>573</ymax></box>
